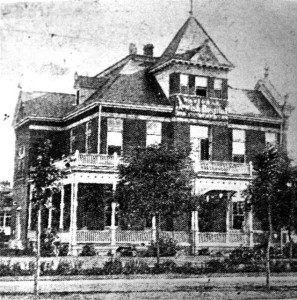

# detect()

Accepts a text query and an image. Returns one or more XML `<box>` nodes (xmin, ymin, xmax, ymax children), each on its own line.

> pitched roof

<box><xmin>86</xmin><ymin>57</ymin><xmax>170</xmax><ymax>107</ymax></box>
<box><xmin>154</xmin><ymin>16</ymin><xmax>234</xmax><ymax>70</ymax></box>
<box><xmin>228</xmin><ymin>88</ymin><xmax>281</xmax><ymax>119</ymax></box>
<box><xmin>16</xmin><ymin>91</ymin><xmax>76</xmax><ymax>123</ymax></box>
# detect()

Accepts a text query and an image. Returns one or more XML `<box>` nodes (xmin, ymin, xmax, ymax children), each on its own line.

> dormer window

<box><xmin>214</xmin><ymin>79</ymin><xmax>223</xmax><ymax>98</ymax></box>
<box><xmin>180</xmin><ymin>74</ymin><xmax>189</xmax><ymax>94</ymax></box>
<box><xmin>195</xmin><ymin>76</ymin><xmax>207</xmax><ymax>97</ymax></box>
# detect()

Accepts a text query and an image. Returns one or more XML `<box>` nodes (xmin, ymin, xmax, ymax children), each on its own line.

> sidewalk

<box><xmin>0</xmin><ymin>274</ymin><xmax>297</xmax><ymax>294</ymax></box>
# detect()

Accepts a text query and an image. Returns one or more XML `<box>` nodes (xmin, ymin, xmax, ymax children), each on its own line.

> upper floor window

<box><xmin>146</xmin><ymin>121</ymin><xmax>162</xmax><ymax>146</ymax></box>
<box><xmin>70</xmin><ymin>129</ymin><xmax>76</xmax><ymax>154</ymax></box>
<box><xmin>232</xmin><ymin>129</ymin><xmax>245</xmax><ymax>163</ymax></box>
<box><xmin>265</xmin><ymin>132</ymin><xmax>277</xmax><ymax>146</ymax></box>
<box><xmin>85</xmin><ymin>121</ymin><xmax>92</xmax><ymax>153</ymax></box>
<box><xmin>190</xmin><ymin>125</ymin><xmax>209</xmax><ymax>161</ymax></box>
<box><xmin>214</xmin><ymin>79</ymin><xmax>223</xmax><ymax>98</ymax></box>
<box><xmin>180</xmin><ymin>74</ymin><xmax>189</xmax><ymax>94</ymax></box>
<box><xmin>107</xmin><ymin>118</ymin><xmax>123</xmax><ymax>155</ymax></box>
<box><xmin>195</xmin><ymin>76</ymin><xmax>208</xmax><ymax>97</ymax></box>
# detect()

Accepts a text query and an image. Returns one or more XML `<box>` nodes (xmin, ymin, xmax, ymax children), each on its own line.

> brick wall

<box><xmin>246</xmin><ymin>130</ymin><xmax>266</xmax><ymax>163</ymax></box>
<box><xmin>212</xmin><ymin>125</ymin><xmax>232</xmax><ymax>161</ymax></box>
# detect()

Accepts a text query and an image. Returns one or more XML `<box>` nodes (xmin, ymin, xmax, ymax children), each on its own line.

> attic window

<box><xmin>195</xmin><ymin>76</ymin><xmax>207</xmax><ymax>97</ymax></box>
<box><xmin>214</xmin><ymin>79</ymin><xmax>223</xmax><ymax>98</ymax></box>
<box><xmin>180</xmin><ymin>74</ymin><xmax>189</xmax><ymax>94</ymax></box>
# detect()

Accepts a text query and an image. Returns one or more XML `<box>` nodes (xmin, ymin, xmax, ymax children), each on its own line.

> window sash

<box><xmin>232</xmin><ymin>141</ymin><xmax>245</xmax><ymax>155</ymax></box>
<box><xmin>265</xmin><ymin>132</ymin><xmax>277</xmax><ymax>145</ymax></box>
<box><xmin>195</xmin><ymin>76</ymin><xmax>207</xmax><ymax>87</ymax></box>
<box><xmin>107</xmin><ymin>131</ymin><xmax>122</xmax><ymax>147</ymax></box>
<box><xmin>214</xmin><ymin>79</ymin><xmax>223</xmax><ymax>90</ymax></box>
<box><xmin>147</xmin><ymin>121</ymin><xmax>161</xmax><ymax>135</ymax></box>
<box><xmin>108</xmin><ymin>118</ymin><xmax>123</xmax><ymax>132</ymax></box>
<box><xmin>147</xmin><ymin>134</ymin><xmax>161</xmax><ymax>146</ymax></box>
<box><xmin>190</xmin><ymin>125</ymin><xmax>208</xmax><ymax>139</ymax></box>
<box><xmin>233</xmin><ymin>129</ymin><xmax>245</xmax><ymax>142</ymax></box>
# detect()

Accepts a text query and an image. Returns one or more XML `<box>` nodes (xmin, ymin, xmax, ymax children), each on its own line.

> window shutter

<box><xmin>212</xmin><ymin>125</ymin><xmax>231</xmax><ymax>161</ymax></box>
<box><xmin>246</xmin><ymin>130</ymin><xmax>265</xmax><ymax>163</ymax></box>
<box><xmin>100</xmin><ymin>118</ymin><xmax>108</xmax><ymax>154</ymax></box>
<box><xmin>169</xmin><ymin>73</ymin><xmax>180</xmax><ymax>94</ymax></box>
<box><xmin>208</xmin><ymin>77</ymin><xmax>214</xmax><ymax>98</ymax></box>
<box><xmin>222</xmin><ymin>79</ymin><xmax>228</xmax><ymax>99</ymax></box>
<box><xmin>189</xmin><ymin>75</ymin><xmax>195</xmax><ymax>95</ymax></box>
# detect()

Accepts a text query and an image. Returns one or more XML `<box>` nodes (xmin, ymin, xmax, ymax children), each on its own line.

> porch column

<box><xmin>110</xmin><ymin>202</ymin><xmax>117</xmax><ymax>247</ymax></box>
<box><xmin>15</xmin><ymin>207</ymin><xmax>22</xmax><ymax>240</ymax></box>
<box><xmin>47</xmin><ymin>196</ymin><xmax>52</xmax><ymax>229</ymax></box>
<box><xmin>70</xmin><ymin>181</ymin><xmax>78</xmax><ymax>255</ymax></box>
<box><xmin>59</xmin><ymin>185</ymin><xmax>65</xmax><ymax>231</ymax></box>
<box><xmin>226</xmin><ymin>200</ymin><xmax>231</xmax><ymax>244</ymax></box>
<box><xmin>152</xmin><ymin>216</ymin><xmax>156</xmax><ymax>242</ymax></box>
<box><xmin>191</xmin><ymin>210</ymin><xmax>199</xmax><ymax>255</ymax></box>
<box><xmin>248</xmin><ymin>208</ymin><xmax>254</xmax><ymax>247</ymax></box>
<box><xmin>28</xmin><ymin>185</ymin><xmax>33</xmax><ymax>231</ymax></box>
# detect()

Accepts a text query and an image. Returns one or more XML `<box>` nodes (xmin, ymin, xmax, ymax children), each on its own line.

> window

<box><xmin>195</xmin><ymin>76</ymin><xmax>207</xmax><ymax>97</ymax></box>
<box><xmin>146</xmin><ymin>121</ymin><xmax>162</xmax><ymax>146</ymax></box>
<box><xmin>265</xmin><ymin>132</ymin><xmax>277</xmax><ymax>146</ymax></box>
<box><xmin>85</xmin><ymin>121</ymin><xmax>92</xmax><ymax>153</ymax></box>
<box><xmin>190</xmin><ymin>125</ymin><xmax>209</xmax><ymax>161</ymax></box>
<box><xmin>232</xmin><ymin>129</ymin><xmax>245</xmax><ymax>163</ymax></box>
<box><xmin>180</xmin><ymin>74</ymin><xmax>189</xmax><ymax>94</ymax></box>
<box><xmin>0</xmin><ymin>213</ymin><xmax>4</xmax><ymax>227</ymax></box>
<box><xmin>70</xmin><ymin>129</ymin><xmax>76</xmax><ymax>153</ymax></box>
<box><xmin>232</xmin><ymin>202</ymin><xmax>245</xmax><ymax>230</ymax></box>
<box><xmin>214</xmin><ymin>79</ymin><xmax>223</xmax><ymax>98</ymax></box>
<box><xmin>17</xmin><ymin>145</ymin><xmax>25</xmax><ymax>174</ymax></box>
<box><xmin>107</xmin><ymin>118</ymin><xmax>123</xmax><ymax>155</ymax></box>
<box><xmin>5</xmin><ymin>214</ymin><xmax>11</xmax><ymax>227</ymax></box>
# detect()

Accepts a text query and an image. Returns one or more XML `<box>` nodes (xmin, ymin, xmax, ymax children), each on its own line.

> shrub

<box><xmin>79</xmin><ymin>244</ymin><xmax>97</xmax><ymax>256</ymax></box>
<box><xmin>59</xmin><ymin>244</ymin><xmax>69</xmax><ymax>256</ymax></box>
<box><xmin>123</xmin><ymin>259</ymin><xmax>150</xmax><ymax>274</ymax></box>
<box><xmin>198</xmin><ymin>248</ymin><xmax>210</xmax><ymax>256</ymax></box>
<box><xmin>146</xmin><ymin>237</ymin><xmax>177</xmax><ymax>257</ymax></box>
<box><xmin>205</xmin><ymin>259</ymin><xmax>227</xmax><ymax>273</ymax></box>
<box><xmin>55</xmin><ymin>261</ymin><xmax>73</xmax><ymax>275</ymax></box>
<box><xmin>283</xmin><ymin>242</ymin><xmax>297</xmax><ymax>259</ymax></box>
<box><xmin>103</xmin><ymin>258</ymin><xmax>123</xmax><ymax>275</ymax></box>
<box><xmin>152</xmin><ymin>260</ymin><xmax>177</xmax><ymax>274</ymax></box>
<box><xmin>40</xmin><ymin>229</ymin><xmax>61</xmax><ymax>257</ymax></box>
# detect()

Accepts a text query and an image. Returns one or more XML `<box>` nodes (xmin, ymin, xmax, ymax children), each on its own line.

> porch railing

<box><xmin>116</xmin><ymin>230</ymin><xmax>152</xmax><ymax>243</ymax></box>
<box><xmin>196</xmin><ymin>160</ymin><xmax>252</xmax><ymax>176</ymax></box>
<box><xmin>161</xmin><ymin>231</ymin><xmax>191</xmax><ymax>244</ymax></box>
<box><xmin>77</xmin><ymin>230</ymin><xmax>110</xmax><ymax>243</ymax></box>
<box><xmin>198</xmin><ymin>232</ymin><xmax>226</xmax><ymax>244</ymax></box>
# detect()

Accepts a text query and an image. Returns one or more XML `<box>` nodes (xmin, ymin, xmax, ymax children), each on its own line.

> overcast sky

<box><xmin>0</xmin><ymin>0</ymin><xmax>297</xmax><ymax>182</ymax></box>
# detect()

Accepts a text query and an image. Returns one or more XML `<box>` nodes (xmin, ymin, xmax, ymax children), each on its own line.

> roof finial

<box><xmin>264</xmin><ymin>64</ymin><xmax>269</xmax><ymax>78</ymax></box>
<box><xmin>189</xmin><ymin>0</ymin><xmax>193</xmax><ymax>16</ymax></box>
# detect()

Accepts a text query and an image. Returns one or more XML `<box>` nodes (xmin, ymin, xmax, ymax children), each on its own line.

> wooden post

<box><xmin>226</xmin><ymin>200</ymin><xmax>230</xmax><ymax>244</ymax></box>
<box><xmin>191</xmin><ymin>211</ymin><xmax>199</xmax><ymax>255</ymax></box>
<box><xmin>248</xmin><ymin>208</ymin><xmax>254</xmax><ymax>247</ymax></box>
<box><xmin>28</xmin><ymin>185</ymin><xmax>32</xmax><ymax>231</ymax></box>
<box><xmin>34</xmin><ymin>207</ymin><xmax>41</xmax><ymax>297</ymax></box>
<box><xmin>110</xmin><ymin>202</ymin><xmax>117</xmax><ymax>247</ymax></box>
<box><xmin>70</xmin><ymin>181</ymin><xmax>78</xmax><ymax>255</ymax></box>
<box><xmin>59</xmin><ymin>185</ymin><xmax>65</xmax><ymax>231</ymax></box>
<box><xmin>47</xmin><ymin>196</ymin><xmax>52</xmax><ymax>229</ymax></box>
<box><xmin>152</xmin><ymin>215</ymin><xmax>156</xmax><ymax>242</ymax></box>
<box><xmin>97</xmin><ymin>104</ymin><xmax>102</xmax><ymax>154</ymax></box>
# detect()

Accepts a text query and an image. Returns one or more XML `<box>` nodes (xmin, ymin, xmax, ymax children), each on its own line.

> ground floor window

<box><xmin>232</xmin><ymin>202</ymin><xmax>245</xmax><ymax>230</ymax></box>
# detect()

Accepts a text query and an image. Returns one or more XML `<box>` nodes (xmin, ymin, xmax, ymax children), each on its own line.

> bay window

<box><xmin>195</xmin><ymin>76</ymin><xmax>207</xmax><ymax>97</ymax></box>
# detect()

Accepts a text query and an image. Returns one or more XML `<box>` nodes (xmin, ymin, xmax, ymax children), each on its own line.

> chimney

<box><xmin>143</xmin><ymin>44</ymin><xmax>154</xmax><ymax>57</ymax></box>
<box><xmin>129</xmin><ymin>43</ymin><xmax>137</xmax><ymax>55</ymax></box>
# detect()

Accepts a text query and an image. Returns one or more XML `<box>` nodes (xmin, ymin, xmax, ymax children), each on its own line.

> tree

<box><xmin>29</xmin><ymin>140</ymin><xmax>62</xmax><ymax>297</ymax></box>
<box><xmin>245</xmin><ymin>145</ymin><xmax>290</xmax><ymax>289</ymax></box>
<box><xmin>115</xmin><ymin>144</ymin><xmax>196</xmax><ymax>265</ymax></box>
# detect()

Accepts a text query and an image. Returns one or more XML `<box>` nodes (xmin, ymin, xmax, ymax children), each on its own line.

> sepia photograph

<box><xmin>0</xmin><ymin>0</ymin><xmax>297</xmax><ymax>299</ymax></box>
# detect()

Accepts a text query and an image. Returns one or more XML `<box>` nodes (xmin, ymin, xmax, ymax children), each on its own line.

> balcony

<box><xmin>55</xmin><ymin>152</ymin><xmax>252</xmax><ymax>177</ymax></box>
<box><xmin>195</xmin><ymin>160</ymin><xmax>253</xmax><ymax>177</ymax></box>
<box><xmin>54</xmin><ymin>151</ymin><xmax>120</xmax><ymax>171</ymax></box>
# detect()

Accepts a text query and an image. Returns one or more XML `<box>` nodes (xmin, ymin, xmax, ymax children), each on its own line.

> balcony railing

<box><xmin>55</xmin><ymin>152</ymin><xmax>252</xmax><ymax>176</ymax></box>
<box><xmin>196</xmin><ymin>160</ymin><xmax>253</xmax><ymax>176</ymax></box>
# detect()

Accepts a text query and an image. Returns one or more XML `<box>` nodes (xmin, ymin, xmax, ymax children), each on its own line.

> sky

<box><xmin>0</xmin><ymin>0</ymin><xmax>297</xmax><ymax>183</ymax></box>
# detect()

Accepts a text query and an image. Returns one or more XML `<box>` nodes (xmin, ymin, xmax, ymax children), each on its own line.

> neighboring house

<box><xmin>0</xmin><ymin>181</ymin><xmax>12</xmax><ymax>237</ymax></box>
<box><xmin>11</xmin><ymin>16</ymin><xmax>294</xmax><ymax>254</ymax></box>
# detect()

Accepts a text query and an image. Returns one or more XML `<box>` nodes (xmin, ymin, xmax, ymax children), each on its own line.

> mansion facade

<box><xmin>11</xmin><ymin>16</ymin><xmax>293</xmax><ymax>254</ymax></box>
